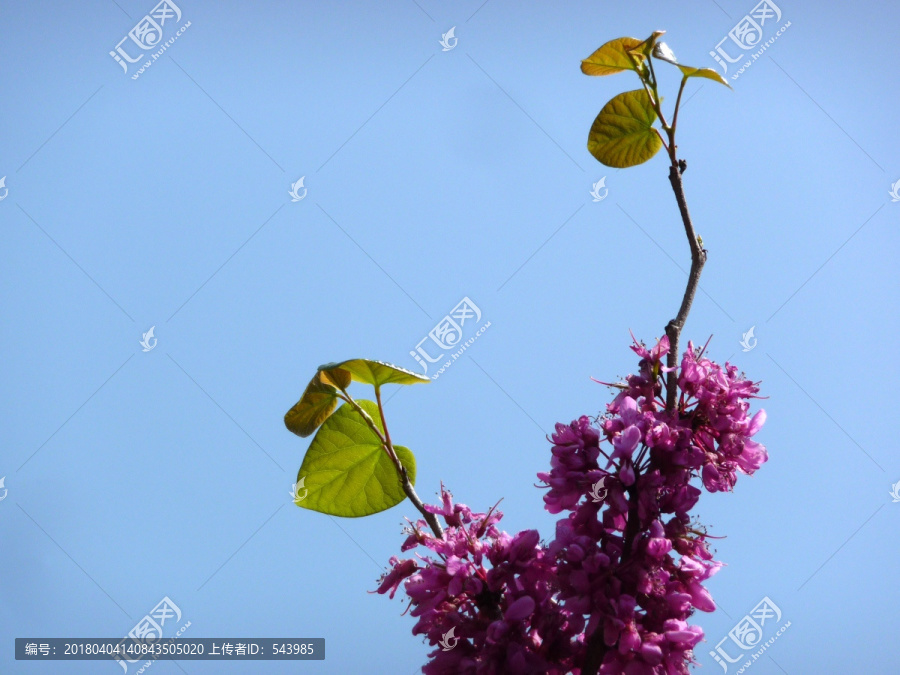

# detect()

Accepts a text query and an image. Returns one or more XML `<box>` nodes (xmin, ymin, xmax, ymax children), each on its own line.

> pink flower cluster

<box><xmin>377</xmin><ymin>488</ymin><xmax>578</xmax><ymax>673</ymax></box>
<box><xmin>377</xmin><ymin>337</ymin><xmax>767</xmax><ymax>674</ymax></box>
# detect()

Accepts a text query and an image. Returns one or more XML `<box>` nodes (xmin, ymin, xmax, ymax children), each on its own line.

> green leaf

<box><xmin>587</xmin><ymin>89</ymin><xmax>663</xmax><ymax>168</ymax></box>
<box><xmin>285</xmin><ymin>359</ymin><xmax>428</xmax><ymax>438</ymax></box>
<box><xmin>319</xmin><ymin>359</ymin><xmax>430</xmax><ymax>388</ymax></box>
<box><xmin>677</xmin><ymin>65</ymin><xmax>731</xmax><ymax>88</ymax></box>
<box><xmin>295</xmin><ymin>400</ymin><xmax>415</xmax><ymax>517</ymax></box>
<box><xmin>284</xmin><ymin>368</ymin><xmax>352</xmax><ymax>438</ymax></box>
<box><xmin>581</xmin><ymin>37</ymin><xmax>643</xmax><ymax>76</ymax></box>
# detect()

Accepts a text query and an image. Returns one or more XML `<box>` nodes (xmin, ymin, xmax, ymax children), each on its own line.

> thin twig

<box><xmin>664</xmin><ymin>161</ymin><xmax>706</xmax><ymax>410</ymax></box>
<box><xmin>374</xmin><ymin>388</ymin><xmax>444</xmax><ymax>539</ymax></box>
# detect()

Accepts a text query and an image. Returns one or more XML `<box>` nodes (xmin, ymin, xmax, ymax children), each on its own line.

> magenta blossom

<box><xmin>379</xmin><ymin>337</ymin><xmax>767</xmax><ymax>674</ymax></box>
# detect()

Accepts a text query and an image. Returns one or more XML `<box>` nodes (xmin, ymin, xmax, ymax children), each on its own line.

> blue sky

<box><xmin>1</xmin><ymin>0</ymin><xmax>898</xmax><ymax>673</ymax></box>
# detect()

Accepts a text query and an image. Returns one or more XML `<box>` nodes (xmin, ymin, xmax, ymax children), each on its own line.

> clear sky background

<box><xmin>1</xmin><ymin>1</ymin><xmax>898</xmax><ymax>673</ymax></box>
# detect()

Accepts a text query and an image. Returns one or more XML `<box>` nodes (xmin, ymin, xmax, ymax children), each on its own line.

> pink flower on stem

<box><xmin>378</xmin><ymin>338</ymin><xmax>767</xmax><ymax>674</ymax></box>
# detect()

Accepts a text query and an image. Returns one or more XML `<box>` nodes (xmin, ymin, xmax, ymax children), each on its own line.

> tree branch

<box><xmin>581</xmin><ymin>161</ymin><xmax>706</xmax><ymax>675</ymax></box>
<box><xmin>664</xmin><ymin>162</ymin><xmax>706</xmax><ymax>411</ymax></box>
<box><xmin>400</xmin><ymin>469</ymin><xmax>444</xmax><ymax>539</ymax></box>
<box><xmin>374</xmin><ymin>388</ymin><xmax>444</xmax><ymax>539</ymax></box>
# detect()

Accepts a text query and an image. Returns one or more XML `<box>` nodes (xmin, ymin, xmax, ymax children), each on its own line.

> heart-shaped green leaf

<box><xmin>587</xmin><ymin>89</ymin><xmax>662</xmax><ymax>168</ymax></box>
<box><xmin>677</xmin><ymin>65</ymin><xmax>731</xmax><ymax>88</ymax></box>
<box><xmin>319</xmin><ymin>359</ymin><xmax>429</xmax><ymax>388</ymax></box>
<box><xmin>295</xmin><ymin>400</ymin><xmax>415</xmax><ymax>517</ymax></box>
<box><xmin>284</xmin><ymin>368</ymin><xmax>352</xmax><ymax>438</ymax></box>
<box><xmin>581</xmin><ymin>37</ymin><xmax>643</xmax><ymax>76</ymax></box>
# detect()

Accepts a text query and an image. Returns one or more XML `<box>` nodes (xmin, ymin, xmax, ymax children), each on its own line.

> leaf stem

<box><xmin>655</xmin><ymin>128</ymin><xmax>669</xmax><ymax>153</ymax></box>
<box><xmin>337</xmin><ymin>391</ymin><xmax>385</xmax><ymax>443</ymax></box>
<box><xmin>646</xmin><ymin>55</ymin><xmax>659</xmax><ymax>95</ymax></box>
<box><xmin>670</xmin><ymin>75</ymin><xmax>688</xmax><ymax>136</ymax></box>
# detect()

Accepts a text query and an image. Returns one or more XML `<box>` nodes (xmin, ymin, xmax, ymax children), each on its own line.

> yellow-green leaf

<box><xmin>587</xmin><ymin>89</ymin><xmax>663</xmax><ymax>168</ymax></box>
<box><xmin>677</xmin><ymin>65</ymin><xmax>731</xmax><ymax>88</ymax></box>
<box><xmin>627</xmin><ymin>30</ymin><xmax>666</xmax><ymax>59</ymax></box>
<box><xmin>285</xmin><ymin>359</ymin><xmax>428</xmax><ymax>438</ymax></box>
<box><xmin>319</xmin><ymin>359</ymin><xmax>429</xmax><ymax>388</ymax></box>
<box><xmin>295</xmin><ymin>400</ymin><xmax>416</xmax><ymax>517</ymax></box>
<box><xmin>284</xmin><ymin>368</ymin><xmax>351</xmax><ymax>438</ymax></box>
<box><xmin>646</xmin><ymin>39</ymin><xmax>730</xmax><ymax>88</ymax></box>
<box><xmin>581</xmin><ymin>37</ymin><xmax>643</xmax><ymax>76</ymax></box>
